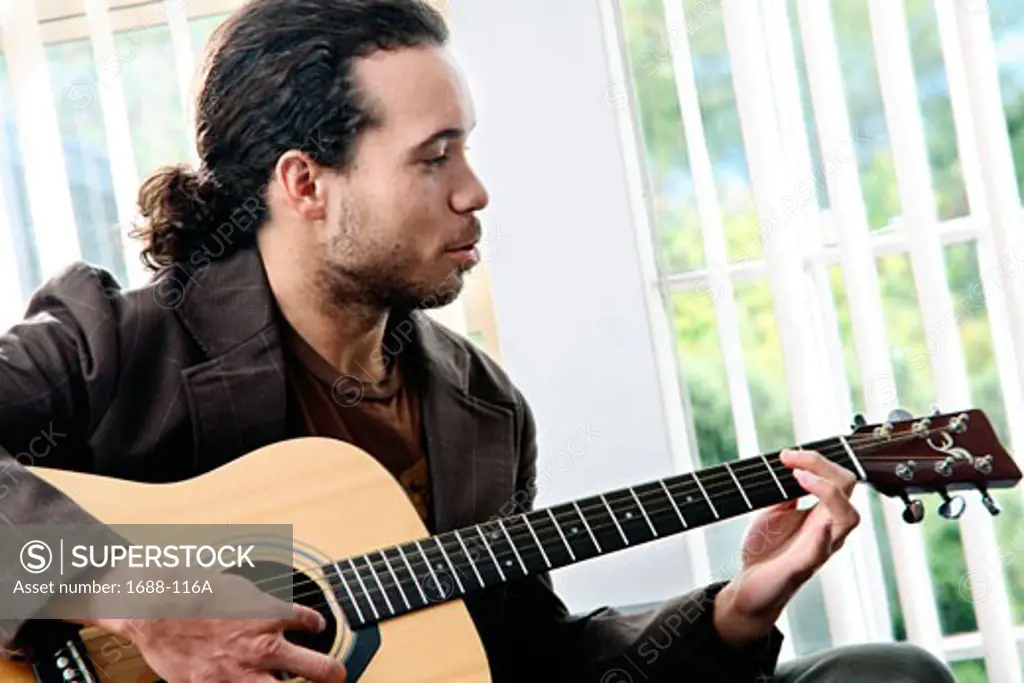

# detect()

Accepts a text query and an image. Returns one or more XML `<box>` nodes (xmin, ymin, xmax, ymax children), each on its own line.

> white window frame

<box><xmin>604</xmin><ymin>0</ymin><xmax>1024</xmax><ymax>675</ymax></box>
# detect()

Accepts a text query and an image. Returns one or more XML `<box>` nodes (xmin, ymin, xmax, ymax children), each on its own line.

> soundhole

<box><xmin>225</xmin><ymin>560</ymin><xmax>338</xmax><ymax>681</ymax></box>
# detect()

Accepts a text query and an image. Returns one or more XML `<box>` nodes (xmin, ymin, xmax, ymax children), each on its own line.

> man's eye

<box><xmin>424</xmin><ymin>154</ymin><xmax>450</xmax><ymax>167</ymax></box>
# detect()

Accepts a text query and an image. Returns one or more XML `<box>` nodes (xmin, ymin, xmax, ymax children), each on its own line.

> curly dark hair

<box><xmin>130</xmin><ymin>0</ymin><xmax>449</xmax><ymax>270</ymax></box>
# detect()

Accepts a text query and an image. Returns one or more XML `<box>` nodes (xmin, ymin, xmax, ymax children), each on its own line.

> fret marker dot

<box><xmin>436</xmin><ymin>563</ymin><xmax>444</xmax><ymax>570</ymax></box>
<box><xmin>686</xmin><ymin>495</ymin><xmax>694</xmax><ymax>502</ymax></box>
<box><xmin>625</xmin><ymin>512</ymin><xmax>633</xmax><ymax>519</ymax></box>
<box><xmin>570</xmin><ymin>526</ymin><xmax>578</xmax><ymax>534</ymax></box>
<box><xmin>505</xmin><ymin>560</ymin><xmax>513</xmax><ymax>567</ymax></box>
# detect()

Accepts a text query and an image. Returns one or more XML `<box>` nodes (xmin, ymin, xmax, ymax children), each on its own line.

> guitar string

<box><xmin>282</xmin><ymin>434</ymin><xmax>985</xmax><ymax>612</ymax></box>
<box><xmin>111</xmin><ymin>422</ymin><xmax>985</xmax><ymax>666</ymax></box>
<box><xmin>284</xmin><ymin>450</ymin><xmax>975</xmax><ymax>614</ymax></box>
<box><xmin>240</xmin><ymin>427</ymin><xmax>968</xmax><ymax>604</ymax></box>
<box><xmin>109</xmin><ymin>471</ymin><xmax>801</xmax><ymax>676</ymax></box>
<box><xmin>237</xmin><ymin>425</ymin><xmax>970</xmax><ymax>598</ymax></box>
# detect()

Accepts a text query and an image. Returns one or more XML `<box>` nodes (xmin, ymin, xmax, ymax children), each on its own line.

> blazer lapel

<box><xmin>182</xmin><ymin>326</ymin><xmax>288</xmax><ymax>471</ymax></box>
<box><xmin>166</xmin><ymin>248</ymin><xmax>288</xmax><ymax>471</ymax></box>
<box><xmin>411</xmin><ymin>312</ymin><xmax>518</xmax><ymax>533</ymax></box>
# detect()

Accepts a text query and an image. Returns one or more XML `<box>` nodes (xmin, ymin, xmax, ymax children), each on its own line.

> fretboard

<box><xmin>322</xmin><ymin>436</ymin><xmax>861</xmax><ymax>629</ymax></box>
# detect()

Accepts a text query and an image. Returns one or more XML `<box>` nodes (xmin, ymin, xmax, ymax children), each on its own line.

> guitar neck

<box><xmin>324</xmin><ymin>435</ymin><xmax>862</xmax><ymax>629</ymax></box>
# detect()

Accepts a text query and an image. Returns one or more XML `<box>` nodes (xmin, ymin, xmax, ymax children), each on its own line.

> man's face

<box><xmin>315</xmin><ymin>45</ymin><xmax>489</xmax><ymax>310</ymax></box>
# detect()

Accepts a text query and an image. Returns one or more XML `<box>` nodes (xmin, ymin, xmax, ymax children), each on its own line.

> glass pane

<box><xmin>116</xmin><ymin>23</ymin><xmax>189</xmax><ymax>178</ymax></box>
<box><xmin>619</xmin><ymin>0</ymin><xmax>704</xmax><ymax>273</ymax></box>
<box><xmin>943</xmin><ymin>240</ymin><xmax>1024</xmax><ymax>626</ymax></box>
<box><xmin>671</xmin><ymin>283</ymin><xmax>832</xmax><ymax>655</ymax></box>
<box><xmin>0</xmin><ymin>51</ymin><xmax>43</xmax><ymax>297</ymax></box>
<box><xmin>670</xmin><ymin>288</ymin><xmax>751</xmax><ymax>611</ymax></box>
<box><xmin>826</xmin><ymin>264</ymin><xmax>909</xmax><ymax>640</ymax></box>
<box><xmin>682</xmin><ymin>0</ymin><xmax>759</xmax><ymax>264</ymax></box>
<box><xmin>189</xmin><ymin>13</ymin><xmax>230</xmax><ymax>58</ymax></box>
<box><xmin>988</xmin><ymin>0</ymin><xmax>1024</xmax><ymax>198</ymax></box>
<box><xmin>734</xmin><ymin>280</ymin><xmax>795</xmax><ymax>452</ymax></box>
<box><xmin>671</xmin><ymin>288</ymin><xmax>734</xmax><ymax>469</ymax></box>
<box><xmin>949</xmin><ymin>657</ymin><xmax>988</xmax><ymax>683</ymax></box>
<box><xmin>904</xmin><ymin>0</ymin><xmax>968</xmax><ymax>221</ymax></box>
<box><xmin>734</xmin><ymin>279</ymin><xmax>830</xmax><ymax>656</ymax></box>
<box><xmin>785</xmin><ymin>0</ymin><xmax>829</xmax><ymax>216</ymax></box>
<box><xmin>829</xmin><ymin>0</ymin><xmax>901</xmax><ymax>231</ymax></box>
<box><xmin>826</xmin><ymin>264</ymin><xmax>864</xmax><ymax>414</ymax></box>
<box><xmin>45</xmin><ymin>38</ymin><xmax>128</xmax><ymax>285</ymax></box>
<box><xmin>875</xmin><ymin>251</ymin><xmax>978</xmax><ymax>635</ymax></box>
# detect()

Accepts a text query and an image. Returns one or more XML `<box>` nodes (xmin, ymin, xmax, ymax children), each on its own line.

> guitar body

<box><xmin>0</xmin><ymin>438</ymin><xmax>490</xmax><ymax>682</ymax></box>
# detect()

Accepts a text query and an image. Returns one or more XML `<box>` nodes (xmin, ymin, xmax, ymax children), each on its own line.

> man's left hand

<box><xmin>711</xmin><ymin>448</ymin><xmax>860</xmax><ymax>648</ymax></box>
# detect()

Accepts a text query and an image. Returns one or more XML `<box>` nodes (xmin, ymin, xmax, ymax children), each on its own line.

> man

<box><xmin>0</xmin><ymin>0</ymin><xmax>955</xmax><ymax>681</ymax></box>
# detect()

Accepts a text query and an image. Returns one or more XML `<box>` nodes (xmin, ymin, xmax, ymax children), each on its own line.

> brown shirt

<box><xmin>281</xmin><ymin>319</ymin><xmax>432</xmax><ymax>529</ymax></box>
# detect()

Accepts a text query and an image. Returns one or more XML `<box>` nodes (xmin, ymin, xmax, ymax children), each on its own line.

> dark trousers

<box><xmin>774</xmin><ymin>642</ymin><xmax>958</xmax><ymax>682</ymax></box>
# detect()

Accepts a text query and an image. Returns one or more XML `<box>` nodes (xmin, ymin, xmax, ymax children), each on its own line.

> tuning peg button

<box><xmin>899</xmin><ymin>491</ymin><xmax>925</xmax><ymax>523</ymax></box>
<box><xmin>938</xmin><ymin>489</ymin><xmax>966</xmax><ymax>520</ymax></box>
<box><xmin>981</xmin><ymin>490</ymin><xmax>1001</xmax><ymax>516</ymax></box>
<box><xmin>850</xmin><ymin>413</ymin><xmax>867</xmax><ymax>431</ymax></box>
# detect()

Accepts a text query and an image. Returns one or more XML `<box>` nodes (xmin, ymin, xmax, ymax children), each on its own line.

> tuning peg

<box><xmin>930</xmin><ymin>404</ymin><xmax>941</xmax><ymax>417</ymax></box>
<box><xmin>937</xmin><ymin>488</ymin><xmax>966</xmax><ymax>520</ymax></box>
<box><xmin>899</xmin><ymin>490</ymin><xmax>925</xmax><ymax>524</ymax></box>
<box><xmin>888</xmin><ymin>407</ymin><xmax>914</xmax><ymax>423</ymax></box>
<box><xmin>979</xmin><ymin>487</ymin><xmax>1001</xmax><ymax>516</ymax></box>
<box><xmin>850</xmin><ymin>413</ymin><xmax>867</xmax><ymax>431</ymax></box>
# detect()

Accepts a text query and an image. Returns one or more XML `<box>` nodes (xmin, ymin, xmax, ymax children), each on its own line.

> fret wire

<box><xmin>572</xmin><ymin>500</ymin><xmax>603</xmax><ymax>553</ymax></box>
<box><xmin>414</xmin><ymin>540</ymin><xmax>443</xmax><ymax>601</ymax></box>
<box><xmin>322</xmin><ymin>473</ymin><xmax>808</xmax><ymax>610</ymax></box>
<box><xmin>363</xmin><ymin>555</ymin><xmax>394</xmax><ymax>615</ymax></box>
<box><xmin>370</xmin><ymin>471</ymin><xmax>790</xmax><ymax>598</ymax></box>
<box><xmin>380</xmin><ymin>550</ymin><xmax>411</xmax><ymax>610</ymax></box>
<box><xmin>497</xmin><ymin>517</ymin><xmax>528</xmax><ymax>574</ymax></box>
<box><xmin>724</xmin><ymin>462</ymin><xmax>753</xmax><ymax>509</ymax></box>
<box><xmin>396</xmin><ymin>544</ymin><xmax>429</xmax><ymax>603</ymax></box>
<box><xmin>347</xmin><ymin>557</ymin><xmax>379</xmax><ymax>620</ymax></box>
<box><xmin>453</xmin><ymin>529</ymin><xmax>486</xmax><ymax>588</ymax></box>
<box><xmin>338</xmin><ymin>436</ymin><xmax>886</xmax><ymax>586</ymax></box>
<box><xmin>476</xmin><ymin>524</ymin><xmax>507</xmax><ymax>581</ymax></box>
<box><xmin>521</xmin><ymin>515</ymin><xmax>552</xmax><ymax>568</ymax></box>
<box><xmin>600</xmin><ymin>494</ymin><xmax>630</xmax><ymax>545</ymax></box>
<box><xmin>629</xmin><ymin>486</ymin><xmax>659</xmax><ymax>537</ymax></box>
<box><xmin>692</xmin><ymin>471</ymin><xmax>719</xmax><ymax>518</ymax></box>
<box><xmin>333</xmin><ymin>561</ymin><xmax>365</xmax><ymax>624</ymax></box>
<box><xmin>355</xmin><ymin>469</ymin><xmax>798</xmax><ymax>598</ymax></box>
<box><xmin>547</xmin><ymin>507</ymin><xmax>576</xmax><ymax>561</ymax></box>
<box><xmin>434</xmin><ymin>536</ymin><xmax>466</xmax><ymax>595</ymax></box>
<box><xmin>659</xmin><ymin>479</ymin><xmax>688</xmax><ymax>528</ymax></box>
<box><xmin>761</xmin><ymin>454</ymin><xmax>788</xmax><ymax>497</ymax></box>
<box><xmin>317</xmin><ymin>431</ymin><xmax>938</xmax><ymax>608</ymax></box>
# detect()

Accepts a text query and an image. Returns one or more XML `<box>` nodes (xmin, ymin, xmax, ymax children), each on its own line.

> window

<box><xmin>616</xmin><ymin>0</ymin><xmax>1024</xmax><ymax>677</ymax></box>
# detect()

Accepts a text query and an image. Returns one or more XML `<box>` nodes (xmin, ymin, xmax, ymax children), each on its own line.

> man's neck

<box><xmin>259</xmin><ymin>243</ymin><xmax>391</xmax><ymax>384</ymax></box>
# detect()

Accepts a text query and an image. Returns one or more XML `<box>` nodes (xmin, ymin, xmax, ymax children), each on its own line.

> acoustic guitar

<box><xmin>0</xmin><ymin>407</ymin><xmax>1020</xmax><ymax>682</ymax></box>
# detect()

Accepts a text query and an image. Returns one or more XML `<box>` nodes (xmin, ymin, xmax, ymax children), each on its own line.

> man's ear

<box><xmin>273</xmin><ymin>150</ymin><xmax>328</xmax><ymax>222</ymax></box>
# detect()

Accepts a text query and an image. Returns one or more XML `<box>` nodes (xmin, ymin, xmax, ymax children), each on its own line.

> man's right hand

<box><xmin>77</xmin><ymin>570</ymin><xmax>347</xmax><ymax>683</ymax></box>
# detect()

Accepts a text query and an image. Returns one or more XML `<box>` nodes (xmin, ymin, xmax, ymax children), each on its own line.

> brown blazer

<box><xmin>0</xmin><ymin>246</ymin><xmax>782</xmax><ymax>682</ymax></box>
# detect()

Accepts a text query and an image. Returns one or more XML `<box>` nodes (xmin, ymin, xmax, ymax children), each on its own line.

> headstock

<box><xmin>848</xmin><ymin>407</ymin><xmax>1022</xmax><ymax>524</ymax></box>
